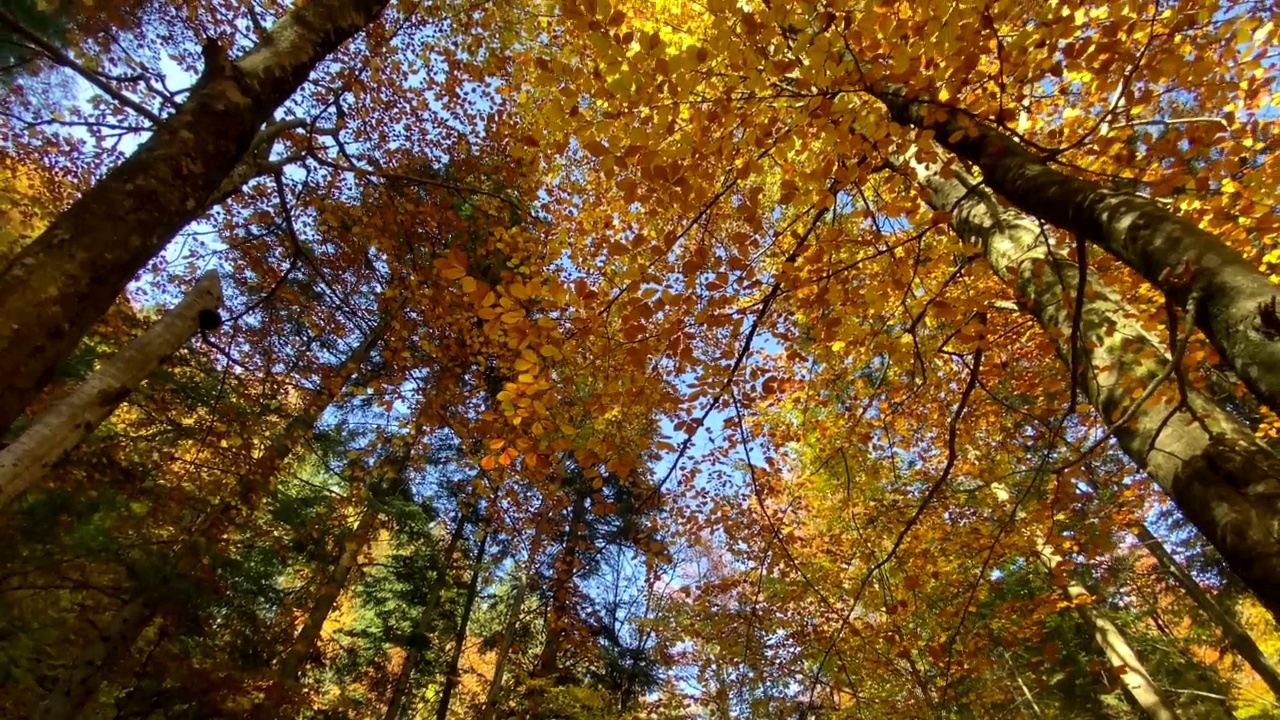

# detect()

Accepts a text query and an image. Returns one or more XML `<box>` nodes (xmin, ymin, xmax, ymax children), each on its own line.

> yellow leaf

<box><xmin>607</xmin><ymin>72</ymin><xmax>633</xmax><ymax>96</ymax></box>
<box><xmin>1255</xmin><ymin>20</ymin><xmax>1274</xmax><ymax>43</ymax></box>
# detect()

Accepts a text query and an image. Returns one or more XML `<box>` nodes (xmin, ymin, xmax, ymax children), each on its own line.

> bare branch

<box><xmin>0</xmin><ymin>8</ymin><xmax>163</xmax><ymax>125</ymax></box>
<box><xmin>1115</xmin><ymin>116</ymin><xmax>1231</xmax><ymax>133</ymax></box>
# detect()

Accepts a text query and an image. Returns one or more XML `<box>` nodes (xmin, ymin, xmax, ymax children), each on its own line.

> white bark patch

<box><xmin>0</xmin><ymin>270</ymin><xmax>223</xmax><ymax>508</ymax></box>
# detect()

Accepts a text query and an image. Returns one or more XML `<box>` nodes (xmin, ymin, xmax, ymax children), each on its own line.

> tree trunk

<box><xmin>480</xmin><ymin>570</ymin><xmax>528</xmax><ymax>720</ymax></box>
<box><xmin>712</xmin><ymin>664</ymin><xmax>733</xmax><ymax>720</ymax></box>
<box><xmin>1038</xmin><ymin>544</ymin><xmax>1182</xmax><ymax>720</ymax></box>
<box><xmin>0</xmin><ymin>270</ymin><xmax>222</xmax><ymax>508</ymax></box>
<box><xmin>1001</xmin><ymin>648</ymin><xmax>1044</xmax><ymax>718</ymax></box>
<box><xmin>272</xmin><ymin>433</ymin><xmax>420</xmax><ymax>682</ymax></box>
<box><xmin>435</xmin><ymin>532</ymin><xmax>489</xmax><ymax>720</ymax></box>
<box><xmin>264</xmin><ymin>507</ymin><xmax>378</xmax><ymax>710</ymax></box>
<box><xmin>383</xmin><ymin>515</ymin><xmax>470</xmax><ymax>720</ymax></box>
<box><xmin>0</xmin><ymin>0</ymin><xmax>389</xmax><ymax>435</ymax></box>
<box><xmin>30</xmin><ymin>319</ymin><xmax>388</xmax><ymax>720</ymax></box>
<box><xmin>877</xmin><ymin>87</ymin><xmax>1280</xmax><ymax>411</ymax></box>
<box><xmin>233</xmin><ymin>310</ymin><xmax>396</xmax><ymax>516</ymax></box>
<box><xmin>480</xmin><ymin>530</ymin><xmax>545</xmax><ymax>720</ymax></box>
<box><xmin>31</xmin><ymin>594</ymin><xmax>155</xmax><ymax>720</ymax></box>
<box><xmin>1130</xmin><ymin>522</ymin><xmax>1280</xmax><ymax>698</ymax></box>
<box><xmin>905</xmin><ymin>153</ymin><xmax>1280</xmax><ymax>619</ymax></box>
<box><xmin>534</xmin><ymin>490</ymin><xmax>590</xmax><ymax>680</ymax></box>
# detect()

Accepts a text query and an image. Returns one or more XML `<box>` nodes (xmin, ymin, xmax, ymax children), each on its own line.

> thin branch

<box><xmin>805</xmin><ymin>343</ymin><xmax>984</xmax><ymax>707</ymax></box>
<box><xmin>1114</xmin><ymin>116</ymin><xmax>1231</xmax><ymax>133</ymax></box>
<box><xmin>306</xmin><ymin>143</ymin><xmax>531</xmax><ymax>222</ymax></box>
<box><xmin>0</xmin><ymin>8</ymin><xmax>163</xmax><ymax>125</ymax></box>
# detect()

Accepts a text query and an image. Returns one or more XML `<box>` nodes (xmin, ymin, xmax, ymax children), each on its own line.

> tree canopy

<box><xmin>0</xmin><ymin>0</ymin><xmax>1278</xmax><ymax>717</ymax></box>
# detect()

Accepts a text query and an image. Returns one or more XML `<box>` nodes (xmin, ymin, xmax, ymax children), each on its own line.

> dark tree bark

<box><xmin>0</xmin><ymin>0</ymin><xmax>389</xmax><ymax>435</ymax></box>
<box><xmin>534</xmin><ymin>490</ymin><xmax>590</xmax><ymax>681</ymax></box>
<box><xmin>435</xmin><ymin>532</ymin><xmax>489</xmax><ymax>720</ymax></box>
<box><xmin>383</xmin><ymin>515</ymin><xmax>469</xmax><ymax>720</ymax></box>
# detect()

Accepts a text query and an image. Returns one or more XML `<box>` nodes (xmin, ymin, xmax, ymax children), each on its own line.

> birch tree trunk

<box><xmin>1001</xmin><ymin>648</ymin><xmax>1044</xmax><ymax>719</ymax></box>
<box><xmin>0</xmin><ymin>0</ymin><xmax>389</xmax><ymax>435</ymax></box>
<box><xmin>31</xmin><ymin>318</ymin><xmax>389</xmax><ymax>720</ymax></box>
<box><xmin>435</xmin><ymin>532</ymin><xmax>489</xmax><ymax>720</ymax></box>
<box><xmin>905</xmin><ymin>153</ymin><xmax>1280</xmax><ymax>619</ymax></box>
<box><xmin>1037</xmin><ymin>544</ymin><xmax>1182</xmax><ymax>720</ymax></box>
<box><xmin>383</xmin><ymin>515</ymin><xmax>470</xmax><ymax>720</ymax></box>
<box><xmin>878</xmin><ymin>87</ymin><xmax>1280</xmax><ymax>411</ymax></box>
<box><xmin>0</xmin><ymin>270</ymin><xmax>222</xmax><ymax>508</ymax></box>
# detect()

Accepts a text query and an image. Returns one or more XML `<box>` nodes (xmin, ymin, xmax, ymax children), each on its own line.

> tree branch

<box><xmin>0</xmin><ymin>8</ymin><xmax>163</xmax><ymax>125</ymax></box>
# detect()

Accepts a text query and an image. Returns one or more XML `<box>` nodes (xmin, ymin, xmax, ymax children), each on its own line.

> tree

<box><xmin>0</xmin><ymin>1</ymin><xmax>71</xmax><ymax>77</ymax></box>
<box><xmin>902</xmin><ymin>149</ymin><xmax>1280</xmax><ymax>617</ymax></box>
<box><xmin>1132</xmin><ymin>513</ymin><xmax>1280</xmax><ymax>699</ymax></box>
<box><xmin>434</xmin><ymin>529</ymin><xmax>490</xmax><ymax>720</ymax></box>
<box><xmin>256</xmin><ymin>433</ymin><xmax>421</xmax><ymax>717</ymax></box>
<box><xmin>0</xmin><ymin>270</ymin><xmax>222</xmax><ymax>507</ymax></box>
<box><xmin>0</xmin><ymin>0</ymin><xmax>389</xmax><ymax>434</ymax></box>
<box><xmin>877</xmin><ymin>87</ymin><xmax>1280</xmax><ymax>411</ymax></box>
<box><xmin>31</xmin><ymin>312</ymin><xmax>392</xmax><ymax>720</ymax></box>
<box><xmin>4</xmin><ymin>0</ymin><xmax>1279</xmax><ymax>717</ymax></box>
<box><xmin>507</xmin><ymin>0</ymin><xmax>1280</xmax><ymax>620</ymax></box>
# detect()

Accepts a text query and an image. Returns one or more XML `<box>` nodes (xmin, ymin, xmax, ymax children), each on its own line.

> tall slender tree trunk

<box><xmin>266</xmin><ymin>429</ymin><xmax>423</xmax><ymax>712</ymax></box>
<box><xmin>1130</xmin><ymin>522</ymin><xmax>1280</xmax><ymax>698</ymax></box>
<box><xmin>481</xmin><ymin>569</ymin><xmax>529</xmax><ymax>720</ymax></box>
<box><xmin>712</xmin><ymin>664</ymin><xmax>733</xmax><ymax>720</ymax></box>
<box><xmin>31</xmin><ymin>320</ymin><xmax>389</xmax><ymax>720</ymax></box>
<box><xmin>256</xmin><ymin>508</ymin><xmax>380</xmax><ymax>717</ymax></box>
<box><xmin>383</xmin><ymin>514</ymin><xmax>470</xmax><ymax>720</ymax></box>
<box><xmin>481</xmin><ymin>530</ymin><xmax>546</xmax><ymax>720</ymax></box>
<box><xmin>905</xmin><ymin>152</ymin><xmax>1280</xmax><ymax>619</ymax></box>
<box><xmin>0</xmin><ymin>0</ymin><xmax>390</xmax><ymax>435</ymax></box>
<box><xmin>0</xmin><ymin>270</ymin><xmax>222</xmax><ymax>508</ymax></box>
<box><xmin>1001</xmin><ymin>648</ymin><xmax>1044</xmax><ymax>718</ymax></box>
<box><xmin>31</xmin><ymin>594</ymin><xmax>155</xmax><ymax>720</ymax></box>
<box><xmin>1037</xmin><ymin>543</ymin><xmax>1182</xmax><ymax>720</ymax></box>
<box><xmin>877</xmin><ymin>86</ymin><xmax>1280</xmax><ymax>410</ymax></box>
<box><xmin>435</xmin><ymin>532</ymin><xmax>489</xmax><ymax>720</ymax></box>
<box><xmin>534</xmin><ymin>490</ymin><xmax>590</xmax><ymax>681</ymax></box>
